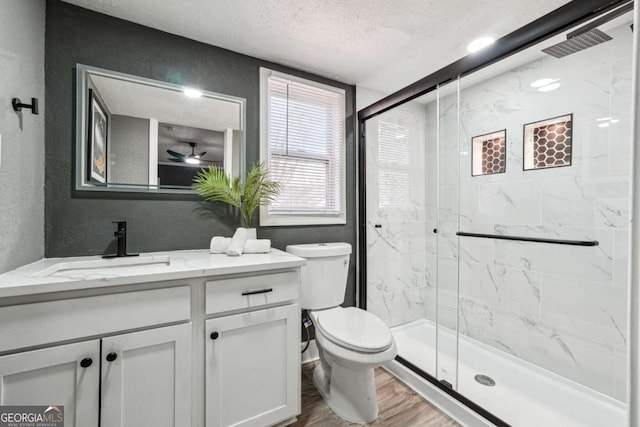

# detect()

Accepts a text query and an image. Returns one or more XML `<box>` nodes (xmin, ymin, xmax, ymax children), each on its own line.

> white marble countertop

<box><xmin>0</xmin><ymin>249</ymin><xmax>306</xmax><ymax>298</ymax></box>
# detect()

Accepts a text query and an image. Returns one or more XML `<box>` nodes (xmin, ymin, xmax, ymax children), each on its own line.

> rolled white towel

<box><xmin>243</xmin><ymin>239</ymin><xmax>271</xmax><ymax>254</ymax></box>
<box><xmin>210</xmin><ymin>236</ymin><xmax>232</xmax><ymax>254</ymax></box>
<box><xmin>226</xmin><ymin>228</ymin><xmax>249</xmax><ymax>256</ymax></box>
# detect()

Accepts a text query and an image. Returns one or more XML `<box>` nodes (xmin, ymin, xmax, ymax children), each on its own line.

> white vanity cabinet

<box><xmin>0</xmin><ymin>286</ymin><xmax>192</xmax><ymax>427</ymax></box>
<box><xmin>0</xmin><ymin>323</ymin><xmax>191</xmax><ymax>427</ymax></box>
<box><xmin>0</xmin><ymin>249</ymin><xmax>306</xmax><ymax>427</ymax></box>
<box><xmin>0</xmin><ymin>340</ymin><xmax>101</xmax><ymax>427</ymax></box>
<box><xmin>101</xmin><ymin>323</ymin><xmax>192</xmax><ymax>427</ymax></box>
<box><xmin>204</xmin><ymin>271</ymin><xmax>301</xmax><ymax>427</ymax></box>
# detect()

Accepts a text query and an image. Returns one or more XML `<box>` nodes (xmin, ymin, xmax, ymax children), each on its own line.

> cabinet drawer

<box><xmin>0</xmin><ymin>286</ymin><xmax>190</xmax><ymax>353</ymax></box>
<box><xmin>206</xmin><ymin>270</ymin><xmax>299</xmax><ymax>315</ymax></box>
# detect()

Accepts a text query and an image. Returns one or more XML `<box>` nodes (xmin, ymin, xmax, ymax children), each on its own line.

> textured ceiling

<box><xmin>62</xmin><ymin>0</ymin><xmax>571</xmax><ymax>95</ymax></box>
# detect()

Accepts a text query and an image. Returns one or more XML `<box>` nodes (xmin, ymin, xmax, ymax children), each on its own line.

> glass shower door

<box><xmin>434</xmin><ymin>79</ymin><xmax>460</xmax><ymax>389</ymax></box>
<box><xmin>362</xmin><ymin>3</ymin><xmax>633</xmax><ymax>426</ymax></box>
<box><xmin>364</xmin><ymin>99</ymin><xmax>436</xmax><ymax>377</ymax></box>
<box><xmin>452</xmin><ymin>9</ymin><xmax>633</xmax><ymax>425</ymax></box>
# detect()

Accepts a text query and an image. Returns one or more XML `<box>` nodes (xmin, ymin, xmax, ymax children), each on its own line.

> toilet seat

<box><xmin>314</xmin><ymin>307</ymin><xmax>392</xmax><ymax>353</ymax></box>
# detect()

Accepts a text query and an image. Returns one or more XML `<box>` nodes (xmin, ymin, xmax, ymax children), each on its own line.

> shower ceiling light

<box><xmin>467</xmin><ymin>36</ymin><xmax>496</xmax><ymax>53</ymax></box>
<box><xmin>538</xmin><ymin>82</ymin><xmax>561</xmax><ymax>92</ymax></box>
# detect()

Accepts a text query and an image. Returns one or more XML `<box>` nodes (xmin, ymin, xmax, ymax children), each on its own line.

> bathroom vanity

<box><xmin>0</xmin><ymin>249</ymin><xmax>305</xmax><ymax>427</ymax></box>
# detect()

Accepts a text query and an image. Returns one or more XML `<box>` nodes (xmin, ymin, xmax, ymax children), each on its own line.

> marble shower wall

<box><xmin>439</xmin><ymin>22</ymin><xmax>632</xmax><ymax>401</ymax></box>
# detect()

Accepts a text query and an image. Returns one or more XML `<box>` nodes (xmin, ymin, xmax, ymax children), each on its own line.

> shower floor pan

<box><xmin>391</xmin><ymin>319</ymin><xmax>625</xmax><ymax>427</ymax></box>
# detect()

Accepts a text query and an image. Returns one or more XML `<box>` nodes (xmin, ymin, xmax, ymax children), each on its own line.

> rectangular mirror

<box><xmin>75</xmin><ymin>64</ymin><xmax>246</xmax><ymax>193</ymax></box>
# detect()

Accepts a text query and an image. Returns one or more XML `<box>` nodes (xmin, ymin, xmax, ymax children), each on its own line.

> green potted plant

<box><xmin>192</xmin><ymin>162</ymin><xmax>281</xmax><ymax>232</ymax></box>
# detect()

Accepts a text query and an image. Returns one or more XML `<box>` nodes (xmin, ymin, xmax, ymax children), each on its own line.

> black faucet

<box><xmin>103</xmin><ymin>221</ymin><xmax>139</xmax><ymax>258</ymax></box>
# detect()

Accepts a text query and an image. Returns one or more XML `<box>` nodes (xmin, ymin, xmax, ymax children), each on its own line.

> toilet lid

<box><xmin>315</xmin><ymin>307</ymin><xmax>392</xmax><ymax>352</ymax></box>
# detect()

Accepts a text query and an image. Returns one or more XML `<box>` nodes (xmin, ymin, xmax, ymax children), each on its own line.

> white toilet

<box><xmin>286</xmin><ymin>242</ymin><xmax>397</xmax><ymax>424</ymax></box>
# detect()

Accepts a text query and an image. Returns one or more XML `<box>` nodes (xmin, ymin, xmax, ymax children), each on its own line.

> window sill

<box><xmin>259</xmin><ymin>212</ymin><xmax>346</xmax><ymax>227</ymax></box>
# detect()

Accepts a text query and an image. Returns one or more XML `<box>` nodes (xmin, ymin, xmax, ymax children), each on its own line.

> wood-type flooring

<box><xmin>292</xmin><ymin>363</ymin><xmax>462</xmax><ymax>427</ymax></box>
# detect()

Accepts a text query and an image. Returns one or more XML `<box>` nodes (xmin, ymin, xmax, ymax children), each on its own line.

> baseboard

<box><xmin>301</xmin><ymin>339</ymin><xmax>319</xmax><ymax>364</ymax></box>
<box><xmin>383</xmin><ymin>359</ymin><xmax>494</xmax><ymax>427</ymax></box>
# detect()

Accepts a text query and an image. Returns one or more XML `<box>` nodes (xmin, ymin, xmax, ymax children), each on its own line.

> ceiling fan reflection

<box><xmin>166</xmin><ymin>142</ymin><xmax>215</xmax><ymax>165</ymax></box>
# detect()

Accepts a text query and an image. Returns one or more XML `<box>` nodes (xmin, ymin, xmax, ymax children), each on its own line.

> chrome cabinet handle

<box><xmin>241</xmin><ymin>288</ymin><xmax>273</xmax><ymax>296</ymax></box>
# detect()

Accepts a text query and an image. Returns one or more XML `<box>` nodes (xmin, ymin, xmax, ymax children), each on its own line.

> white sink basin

<box><xmin>32</xmin><ymin>255</ymin><xmax>171</xmax><ymax>278</ymax></box>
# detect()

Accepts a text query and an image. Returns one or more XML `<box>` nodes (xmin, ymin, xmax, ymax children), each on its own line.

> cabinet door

<box><xmin>206</xmin><ymin>304</ymin><xmax>300</xmax><ymax>427</ymax></box>
<box><xmin>0</xmin><ymin>340</ymin><xmax>100</xmax><ymax>427</ymax></box>
<box><xmin>101</xmin><ymin>323</ymin><xmax>192</xmax><ymax>427</ymax></box>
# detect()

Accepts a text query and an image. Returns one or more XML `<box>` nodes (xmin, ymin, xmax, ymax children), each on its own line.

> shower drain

<box><xmin>474</xmin><ymin>374</ymin><xmax>496</xmax><ymax>387</ymax></box>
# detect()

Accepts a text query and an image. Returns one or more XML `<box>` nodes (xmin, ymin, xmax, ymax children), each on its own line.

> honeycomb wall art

<box><xmin>471</xmin><ymin>130</ymin><xmax>506</xmax><ymax>176</ymax></box>
<box><xmin>523</xmin><ymin>114</ymin><xmax>573</xmax><ymax>171</ymax></box>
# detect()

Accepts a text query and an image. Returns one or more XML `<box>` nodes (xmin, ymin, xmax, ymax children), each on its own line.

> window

<box><xmin>378</xmin><ymin>120</ymin><xmax>411</xmax><ymax>209</ymax></box>
<box><xmin>260</xmin><ymin>68</ymin><xmax>346</xmax><ymax>226</ymax></box>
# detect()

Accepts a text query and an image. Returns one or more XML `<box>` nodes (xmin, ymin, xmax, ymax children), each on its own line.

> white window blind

<box><xmin>378</xmin><ymin>120</ymin><xmax>410</xmax><ymax>209</ymax></box>
<box><xmin>260</xmin><ymin>69</ymin><xmax>346</xmax><ymax>225</ymax></box>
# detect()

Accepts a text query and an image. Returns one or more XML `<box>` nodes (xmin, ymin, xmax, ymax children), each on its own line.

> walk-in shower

<box><xmin>358</xmin><ymin>1</ymin><xmax>635</xmax><ymax>425</ymax></box>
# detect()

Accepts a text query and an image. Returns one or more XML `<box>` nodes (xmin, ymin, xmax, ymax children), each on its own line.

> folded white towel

<box><xmin>243</xmin><ymin>239</ymin><xmax>271</xmax><ymax>254</ymax></box>
<box><xmin>226</xmin><ymin>228</ymin><xmax>249</xmax><ymax>256</ymax></box>
<box><xmin>210</xmin><ymin>236</ymin><xmax>232</xmax><ymax>254</ymax></box>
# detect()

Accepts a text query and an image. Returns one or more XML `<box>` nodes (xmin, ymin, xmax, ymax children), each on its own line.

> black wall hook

<box><xmin>12</xmin><ymin>98</ymin><xmax>39</xmax><ymax>115</ymax></box>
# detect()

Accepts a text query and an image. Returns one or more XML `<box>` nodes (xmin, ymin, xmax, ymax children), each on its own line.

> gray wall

<box><xmin>0</xmin><ymin>0</ymin><xmax>45</xmax><ymax>274</ymax></box>
<box><xmin>109</xmin><ymin>115</ymin><xmax>150</xmax><ymax>185</ymax></box>
<box><xmin>45</xmin><ymin>0</ymin><xmax>357</xmax><ymax>306</ymax></box>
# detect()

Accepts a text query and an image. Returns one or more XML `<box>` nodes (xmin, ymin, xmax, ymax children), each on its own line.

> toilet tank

<box><xmin>286</xmin><ymin>242</ymin><xmax>351</xmax><ymax>310</ymax></box>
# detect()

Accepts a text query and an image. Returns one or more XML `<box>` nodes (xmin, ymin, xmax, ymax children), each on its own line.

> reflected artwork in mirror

<box><xmin>75</xmin><ymin>64</ymin><xmax>246</xmax><ymax>193</ymax></box>
<box><xmin>87</xmin><ymin>89</ymin><xmax>108</xmax><ymax>184</ymax></box>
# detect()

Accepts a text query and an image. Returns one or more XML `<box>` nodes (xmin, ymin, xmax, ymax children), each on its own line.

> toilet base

<box><xmin>312</xmin><ymin>359</ymin><xmax>379</xmax><ymax>424</ymax></box>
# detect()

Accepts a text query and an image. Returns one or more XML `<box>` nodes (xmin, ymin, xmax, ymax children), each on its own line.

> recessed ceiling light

<box><xmin>530</xmin><ymin>78</ymin><xmax>555</xmax><ymax>88</ymax></box>
<box><xmin>611</xmin><ymin>119</ymin><xmax>620</xmax><ymax>123</ymax></box>
<box><xmin>538</xmin><ymin>82</ymin><xmax>561</xmax><ymax>92</ymax></box>
<box><xmin>467</xmin><ymin>36</ymin><xmax>496</xmax><ymax>53</ymax></box>
<box><xmin>598</xmin><ymin>122</ymin><xmax>610</xmax><ymax>128</ymax></box>
<box><xmin>596</xmin><ymin>116</ymin><xmax>613</xmax><ymax>121</ymax></box>
<box><xmin>183</xmin><ymin>88</ymin><xmax>203</xmax><ymax>98</ymax></box>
